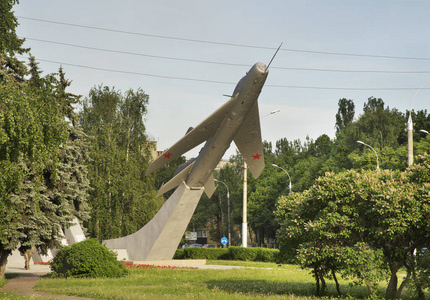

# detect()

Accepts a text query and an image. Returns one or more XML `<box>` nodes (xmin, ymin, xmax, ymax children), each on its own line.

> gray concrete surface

<box><xmin>103</xmin><ymin>182</ymin><xmax>204</xmax><ymax>261</ymax></box>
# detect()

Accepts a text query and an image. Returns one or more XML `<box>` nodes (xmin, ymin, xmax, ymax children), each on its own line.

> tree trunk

<box><xmin>319</xmin><ymin>269</ymin><xmax>326</xmax><ymax>295</ymax></box>
<box><xmin>364</xmin><ymin>280</ymin><xmax>375</xmax><ymax>297</ymax></box>
<box><xmin>397</xmin><ymin>274</ymin><xmax>409</xmax><ymax>299</ymax></box>
<box><xmin>0</xmin><ymin>249</ymin><xmax>11</xmax><ymax>279</ymax></box>
<box><xmin>386</xmin><ymin>265</ymin><xmax>400</xmax><ymax>299</ymax></box>
<box><xmin>314</xmin><ymin>267</ymin><xmax>321</xmax><ymax>296</ymax></box>
<box><xmin>332</xmin><ymin>269</ymin><xmax>342</xmax><ymax>296</ymax></box>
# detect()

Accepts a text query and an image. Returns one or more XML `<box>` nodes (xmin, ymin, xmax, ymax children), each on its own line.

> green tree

<box><xmin>0</xmin><ymin>0</ymin><xmax>29</xmax><ymax>85</ymax></box>
<box><xmin>13</xmin><ymin>65</ymin><xmax>92</xmax><ymax>269</ymax></box>
<box><xmin>248</xmin><ymin>164</ymin><xmax>286</xmax><ymax>246</ymax></box>
<box><xmin>335</xmin><ymin>98</ymin><xmax>355</xmax><ymax>135</ymax></box>
<box><xmin>276</xmin><ymin>160</ymin><xmax>430</xmax><ymax>298</ymax></box>
<box><xmin>0</xmin><ymin>82</ymin><xmax>69</xmax><ymax>277</ymax></box>
<box><xmin>80</xmin><ymin>86</ymin><xmax>161</xmax><ymax>240</ymax></box>
<box><xmin>354</xmin><ymin>97</ymin><xmax>404</xmax><ymax>152</ymax></box>
<box><xmin>0</xmin><ymin>2</ymin><xmax>93</xmax><ymax>276</ymax></box>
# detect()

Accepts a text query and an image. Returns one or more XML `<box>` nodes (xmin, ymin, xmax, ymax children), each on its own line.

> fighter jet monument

<box><xmin>103</xmin><ymin>49</ymin><xmax>279</xmax><ymax>261</ymax></box>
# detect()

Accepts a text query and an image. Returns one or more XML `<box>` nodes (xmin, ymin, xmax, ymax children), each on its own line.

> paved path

<box><xmin>1</xmin><ymin>264</ymin><xmax>90</xmax><ymax>299</ymax></box>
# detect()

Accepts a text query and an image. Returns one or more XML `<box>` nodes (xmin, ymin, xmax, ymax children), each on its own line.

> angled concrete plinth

<box><xmin>64</xmin><ymin>218</ymin><xmax>86</xmax><ymax>244</ymax></box>
<box><xmin>103</xmin><ymin>182</ymin><xmax>204</xmax><ymax>261</ymax></box>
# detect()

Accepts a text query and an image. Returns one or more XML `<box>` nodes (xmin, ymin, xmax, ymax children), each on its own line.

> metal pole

<box><xmin>214</xmin><ymin>179</ymin><xmax>231</xmax><ymax>247</ymax></box>
<box><xmin>227</xmin><ymin>191</ymin><xmax>231</xmax><ymax>247</ymax></box>
<box><xmin>357</xmin><ymin>141</ymin><xmax>379</xmax><ymax>170</ymax></box>
<box><xmin>408</xmin><ymin>80</ymin><xmax>430</xmax><ymax>166</ymax></box>
<box><xmin>242</xmin><ymin>162</ymin><xmax>247</xmax><ymax>248</ymax></box>
<box><xmin>271</xmin><ymin>164</ymin><xmax>292</xmax><ymax>193</ymax></box>
<box><xmin>407</xmin><ymin>114</ymin><xmax>414</xmax><ymax>166</ymax></box>
<box><xmin>241</xmin><ymin>109</ymin><xmax>279</xmax><ymax>248</ymax></box>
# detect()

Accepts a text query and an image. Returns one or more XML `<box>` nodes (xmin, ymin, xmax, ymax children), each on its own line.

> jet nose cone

<box><xmin>255</xmin><ymin>62</ymin><xmax>267</xmax><ymax>73</ymax></box>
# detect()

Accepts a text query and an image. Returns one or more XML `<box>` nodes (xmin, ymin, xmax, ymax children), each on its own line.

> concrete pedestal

<box><xmin>103</xmin><ymin>182</ymin><xmax>204</xmax><ymax>261</ymax></box>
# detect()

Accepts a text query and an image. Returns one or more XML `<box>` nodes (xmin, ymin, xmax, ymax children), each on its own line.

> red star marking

<box><xmin>164</xmin><ymin>152</ymin><xmax>172</xmax><ymax>159</ymax></box>
<box><xmin>252</xmin><ymin>153</ymin><xmax>262</xmax><ymax>160</ymax></box>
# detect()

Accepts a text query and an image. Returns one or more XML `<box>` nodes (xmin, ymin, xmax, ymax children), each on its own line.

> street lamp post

<box><xmin>271</xmin><ymin>164</ymin><xmax>292</xmax><ymax>193</ymax></box>
<box><xmin>357</xmin><ymin>141</ymin><xmax>380</xmax><ymax>170</ymax></box>
<box><xmin>420</xmin><ymin>129</ymin><xmax>429</xmax><ymax>135</ymax></box>
<box><xmin>242</xmin><ymin>109</ymin><xmax>280</xmax><ymax>248</ymax></box>
<box><xmin>214</xmin><ymin>179</ymin><xmax>231</xmax><ymax>247</ymax></box>
<box><xmin>260</xmin><ymin>109</ymin><xmax>280</xmax><ymax>119</ymax></box>
<box><xmin>242</xmin><ymin>163</ymin><xmax>247</xmax><ymax>248</ymax></box>
<box><xmin>408</xmin><ymin>80</ymin><xmax>430</xmax><ymax>166</ymax></box>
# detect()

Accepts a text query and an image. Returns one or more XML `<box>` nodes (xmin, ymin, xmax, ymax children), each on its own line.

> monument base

<box><xmin>104</xmin><ymin>182</ymin><xmax>204</xmax><ymax>261</ymax></box>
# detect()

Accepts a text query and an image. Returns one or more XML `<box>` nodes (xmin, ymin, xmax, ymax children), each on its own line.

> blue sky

<box><xmin>14</xmin><ymin>1</ymin><xmax>430</xmax><ymax>159</ymax></box>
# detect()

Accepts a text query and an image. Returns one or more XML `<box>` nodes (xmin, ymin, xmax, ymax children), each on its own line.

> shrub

<box><xmin>256</xmin><ymin>248</ymin><xmax>279</xmax><ymax>262</ymax></box>
<box><xmin>173</xmin><ymin>249</ymin><xmax>185</xmax><ymax>259</ymax></box>
<box><xmin>173</xmin><ymin>248</ymin><xmax>229</xmax><ymax>260</ymax></box>
<box><xmin>173</xmin><ymin>247</ymin><xmax>279</xmax><ymax>262</ymax></box>
<box><xmin>50</xmin><ymin>239</ymin><xmax>127</xmax><ymax>278</ymax></box>
<box><xmin>184</xmin><ymin>247</ymin><xmax>206</xmax><ymax>259</ymax></box>
<box><xmin>228</xmin><ymin>246</ymin><xmax>258</xmax><ymax>261</ymax></box>
<box><xmin>186</xmin><ymin>248</ymin><xmax>229</xmax><ymax>260</ymax></box>
<box><xmin>228</xmin><ymin>246</ymin><xmax>279</xmax><ymax>262</ymax></box>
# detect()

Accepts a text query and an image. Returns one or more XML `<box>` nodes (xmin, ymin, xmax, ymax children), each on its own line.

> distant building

<box><xmin>148</xmin><ymin>140</ymin><xmax>163</xmax><ymax>160</ymax></box>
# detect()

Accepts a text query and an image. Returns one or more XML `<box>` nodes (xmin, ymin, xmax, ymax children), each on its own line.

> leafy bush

<box><xmin>174</xmin><ymin>248</ymin><xmax>229</xmax><ymax>260</ymax></box>
<box><xmin>228</xmin><ymin>246</ymin><xmax>258</xmax><ymax>261</ymax></box>
<box><xmin>228</xmin><ymin>246</ymin><xmax>279</xmax><ymax>262</ymax></box>
<box><xmin>186</xmin><ymin>248</ymin><xmax>229</xmax><ymax>260</ymax></box>
<box><xmin>173</xmin><ymin>249</ymin><xmax>185</xmax><ymax>259</ymax></box>
<box><xmin>183</xmin><ymin>247</ymin><xmax>206</xmax><ymax>259</ymax></box>
<box><xmin>50</xmin><ymin>239</ymin><xmax>127</xmax><ymax>278</ymax></box>
<box><xmin>256</xmin><ymin>248</ymin><xmax>279</xmax><ymax>262</ymax></box>
<box><xmin>173</xmin><ymin>247</ymin><xmax>279</xmax><ymax>262</ymax></box>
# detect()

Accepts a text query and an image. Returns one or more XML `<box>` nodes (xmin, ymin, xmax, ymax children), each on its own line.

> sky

<box><xmin>14</xmin><ymin>1</ymin><xmax>430</xmax><ymax>159</ymax></box>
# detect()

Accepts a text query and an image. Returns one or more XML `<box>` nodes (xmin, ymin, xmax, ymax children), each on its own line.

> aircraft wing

<box><xmin>146</xmin><ymin>94</ymin><xmax>239</xmax><ymax>175</ymax></box>
<box><xmin>234</xmin><ymin>101</ymin><xmax>265</xmax><ymax>178</ymax></box>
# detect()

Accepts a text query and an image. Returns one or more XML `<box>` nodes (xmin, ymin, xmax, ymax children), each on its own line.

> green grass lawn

<box><xmin>31</xmin><ymin>262</ymin><xmax>393</xmax><ymax>300</ymax></box>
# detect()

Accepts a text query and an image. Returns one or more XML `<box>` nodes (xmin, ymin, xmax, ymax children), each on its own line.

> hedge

<box><xmin>173</xmin><ymin>247</ymin><xmax>279</xmax><ymax>262</ymax></box>
<box><xmin>227</xmin><ymin>246</ymin><xmax>279</xmax><ymax>262</ymax></box>
<box><xmin>174</xmin><ymin>248</ymin><xmax>229</xmax><ymax>260</ymax></box>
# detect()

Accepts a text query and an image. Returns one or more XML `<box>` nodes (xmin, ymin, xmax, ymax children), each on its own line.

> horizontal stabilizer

<box><xmin>157</xmin><ymin>161</ymin><xmax>195</xmax><ymax>197</ymax></box>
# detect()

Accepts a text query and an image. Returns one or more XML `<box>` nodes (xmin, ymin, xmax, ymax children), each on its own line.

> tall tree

<box><xmin>335</xmin><ymin>98</ymin><xmax>355</xmax><ymax>136</ymax></box>
<box><xmin>80</xmin><ymin>85</ymin><xmax>161</xmax><ymax>240</ymax></box>
<box><xmin>355</xmin><ymin>97</ymin><xmax>404</xmax><ymax>151</ymax></box>
<box><xmin>0</xmin><ymin>1</ymin><xmax>93</xmax><ymax>275</ymax></box>
<box><xmin>0</xmin><ymin>0</ymin><xmax>29</xmax><ymax>85</ymax></box>
<box><xmin>0</xmin><ymin>82</ymin><xmax>69</xmax><ymax>277</ymax></box>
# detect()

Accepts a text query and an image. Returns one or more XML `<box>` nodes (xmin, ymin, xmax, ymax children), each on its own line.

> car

<box><xmin>202</xmin><ymin>244</ymin><xmax>216</xmax><ymax>248</ymax></box>
<box><xmin>182</xmin><ymin>243</ymin><xmax>202</xmax><ymax>248</ymax></box>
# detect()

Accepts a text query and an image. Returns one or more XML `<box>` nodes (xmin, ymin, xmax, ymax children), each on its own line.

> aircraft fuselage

<box><xmin>185</xmin><ymin>62</ymin><xmax>268</xmax><ymax>188</ymax></box>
